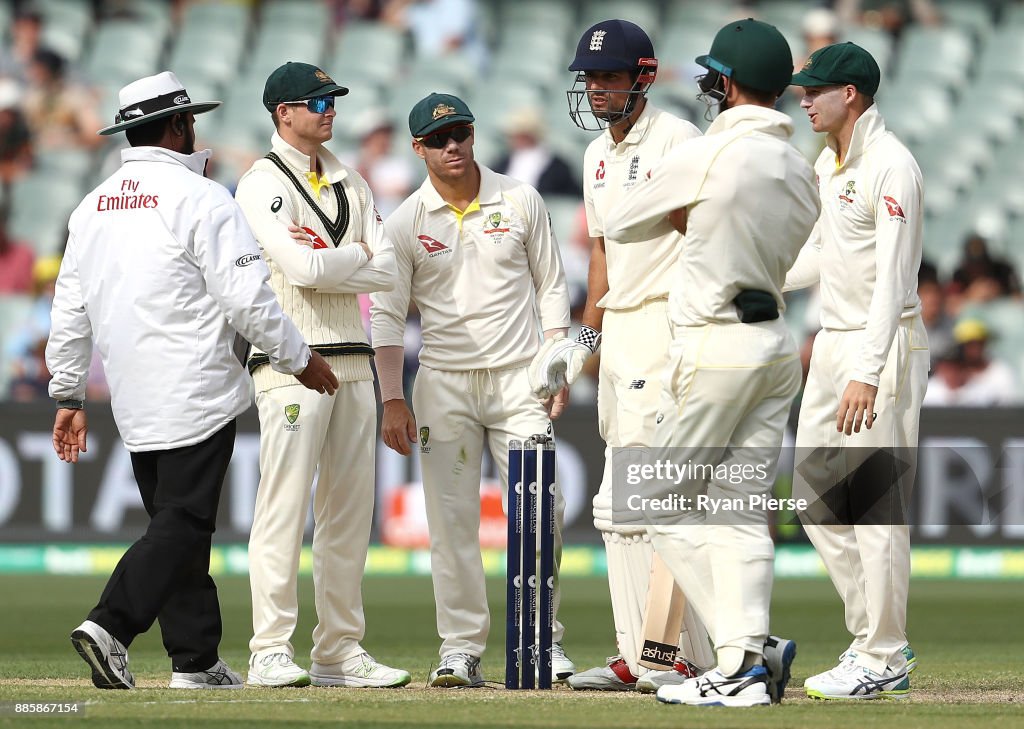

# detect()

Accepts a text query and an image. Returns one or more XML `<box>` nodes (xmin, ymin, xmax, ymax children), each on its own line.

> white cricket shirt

<box><xmin>606</xmin><ymin>105</ymin><xmax>821</xmax><ymax>328</ymax></box>
<box><xmin>784</xmin><ymin>105</ymin><xmax>924</xmax><ymax>386</ymax></box>
<box><xmin>371</xmin><ymin>164</ymin><xmax>569</xmax><ymax>371</ymax></box>
<box><xmin>583</xmin><ymin>103</ymin><xmax>702</xmax><ymax>310</ymax></box>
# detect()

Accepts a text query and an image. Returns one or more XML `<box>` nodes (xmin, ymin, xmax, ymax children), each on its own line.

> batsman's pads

<box><xmin>528</xmin><ymin>327</ymin><xmax>602</xmax><ymax>399</ymax></box>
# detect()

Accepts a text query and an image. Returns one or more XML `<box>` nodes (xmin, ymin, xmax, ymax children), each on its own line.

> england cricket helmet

<box><xmin>567</xmin><ymin>19</ymin><xmax>658</xmax><ymax>131</ymax></box>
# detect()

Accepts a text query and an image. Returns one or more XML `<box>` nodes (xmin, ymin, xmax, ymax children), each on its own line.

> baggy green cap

<box><xmin>263</xmin><ymin>62</ymin><xmax>348</xmax><ymax>111</ymax></box>
<box><xmin>408</xmin><ymin>92</ymin><xmax>474</xmax><ymax>137</ymax></box>
<box><xmin>696</xmin><ymin>18</ymin><xmax>793</xmax><ymax>95</ymax></box>
<box><xmin>791</xmin><ymin>42</ymin><xmax>881</xmax><ymax>96</ymax></box>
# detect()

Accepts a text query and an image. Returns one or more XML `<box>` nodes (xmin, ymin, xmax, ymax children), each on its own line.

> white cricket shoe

<box><xmin>170</xmin><ymin>659</ymin><xmax>244</xmax><ymax>689</ymax></box>
<box><xmin>636</xmin><ymin>658</ymin><xmax>700</xmax><ymax>694</ymax></box>
<box><xmin>550</xmin><ymin>642</ymin><xmax>576</xmax><ymax>681</ymax></box>
<box><xmin>805</xmin><ymin>659</ymin><xmax>910</xmax><ymax>700</ymax></box>
<box><xmin>247</xmin><ymin>652</ymin><xmax>311</xmax><ymax>687</ymax></box>
<box><xmin>429</xmin><ymin>653</ymin><xmax>484</xmax><ymax>688</ymax></box>
<box><xmin>70</xmin><ymin>620</ymin><xmax>134</xmax><ymax>690</ymax></box>
<box><xmin>656</xmin><ymin>665</ymin><xmax>771</xmax><ymax>707</ymax></box>
<box><xmin>762</xmin><ymin>635</ymin><xmax>797</xmax><ymax>703</ymax></box>
<box><xmin>311</xmin><ymin>653</ymin><xmax>411</xmax><ymax>688</ymax></box>
<box><xmin>566</xmin><ymin>656</ymin><xmax>636</xmax><ymax>691</ymax></box>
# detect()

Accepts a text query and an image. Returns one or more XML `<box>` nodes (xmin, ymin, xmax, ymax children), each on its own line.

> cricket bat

<box><xmin>638</xmin><ymin>553</ymin><xmax>686</xmax><ymax>670</ymax></box>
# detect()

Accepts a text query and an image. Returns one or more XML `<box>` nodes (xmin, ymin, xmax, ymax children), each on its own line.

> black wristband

<box><xmin>56</xmin><ymin>399</ymin><xmax>84</xmax><ymax>410</ymax></box>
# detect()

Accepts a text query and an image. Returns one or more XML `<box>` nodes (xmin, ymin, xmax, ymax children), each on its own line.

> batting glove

<box><xmin>528</xmin><ymin>326</ymin><xmax>601</xmax><ymax>400</ymax></box>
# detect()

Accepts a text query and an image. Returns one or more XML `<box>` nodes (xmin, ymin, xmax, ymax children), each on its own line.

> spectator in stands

<box><xmin>22</xmin><ymin>48</ymin><xmax>104</xmax><ymax>150</ymax></box>
<box><xmin>834</xmin><ymin>0</ymin><xmax>941</xmax><ymax>36</ymax></box>
<box><xmin>0</xmin><ymin>7</ymin><xmax>43</xmax><ymax>83</ymax></box>
<box><xmin>924</xmin><ymin>319</ymin><xmax>1019</xmax><ymax>405</ymax></box>
<box><xmin>382</xmin><ymin>0</ymin><xmax>488</xmax><ymax>69</ymax></box>
<box><xmin>0</xmin><ymin>206</ymin><xmax>34</xmax><ymax>293</ymax></box>
<box><xmin>951</xmin><ymin>233</ymin><xmax>1021</xmax><ymax>300</ymax></box>
<box><xmin>918</xmin><ymin>266</ymin><xmax>954</xmax><ymax>366</ymax></box>
<box><xmin>492</xmin><ymin>106</ymin><xmax>581</xmax><ymax>198</ymax></box>
<box><xmin>0</xmin><ymin>78</ymin><xmax>34</xmax><ymax>187</ymax></box>
<box><xmin>349</xmin><ymin>108</ymin><xmax>415</xmax><ymax>218</ymax></box>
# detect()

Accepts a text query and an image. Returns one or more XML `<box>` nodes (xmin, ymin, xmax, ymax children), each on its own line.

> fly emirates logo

<box><xmin>97</xmin><ymin>179</ymin><xmax>159</xmax><ymax>211</ymax></box>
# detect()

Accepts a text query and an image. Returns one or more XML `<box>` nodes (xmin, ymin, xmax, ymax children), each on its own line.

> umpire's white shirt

<box><xmin>583</xmin><ymin>103</ymin><xmax>701</xmax><ymax>310</ymax></box>
<box><xmin>606</xmin><ymin>105</ymin><xmax>820</xmax><ymax>325</ymax></box>
<box><xmin>371</xmin><ymin>164</ymin><xmax>569</xmax><ymax>370</ymax></box>
<box><xmin>784</xmin><ymin>105</ymin><xmax>924</xmax><ymax>386</ymax></box>
<box><xmin>47</xmin><ymin>146</ymin><xmax>310</xmax><ymax>452</ymax></box>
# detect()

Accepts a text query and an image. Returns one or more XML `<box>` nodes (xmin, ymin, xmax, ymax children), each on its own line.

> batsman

<box><xmin>530</xmin><ymin>19</ymin><xmax>714</xmax><ymax>692</ymax></box>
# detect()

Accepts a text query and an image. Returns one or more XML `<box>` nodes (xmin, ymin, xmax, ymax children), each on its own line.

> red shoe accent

<box><xmin>609</xmin><ymin>658</ymin><xmax>638</xmax><ymax>685</ymax></box>
<box><xmin>672</xmin><ymin>659</ymin><xmax>699</xmax><ymax>679</ymax></box>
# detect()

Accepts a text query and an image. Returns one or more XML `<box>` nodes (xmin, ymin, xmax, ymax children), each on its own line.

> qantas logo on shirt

<box><xmin>418</xmin><ymin>234</ymin><xmax>452</xmax><ymax>257</ymax></box>
<box><xmin>301</xmin><ymin>226</ymin><xmax>328</xmax><ymax>249</ymax></box>
<box><xmin>883</xmin><ymin>196</ymin><xmax>907</xmax><ymax>222</ymax></box>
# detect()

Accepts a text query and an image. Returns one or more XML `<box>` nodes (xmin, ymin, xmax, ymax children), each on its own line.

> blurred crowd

<box><xmin>2</xmin><ymin>0</ymin><xmax>1023</xmax><ymax>407</ymax></box>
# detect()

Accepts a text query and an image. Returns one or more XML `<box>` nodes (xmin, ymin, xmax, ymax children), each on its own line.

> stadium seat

<box><xmin>500</xmin><ymin>0</ymin><xmax>575</xmax><ymax>39</ymax></box>
<box><xmin>665</xmin><ymin>2</ymin><xmax>746</xmax><ymax>28</ymax></box>
<box><xmin>181</xmin><ymin>1</ymin><xmax>250</xmax><ymax>32</ymax></box>
<box><xmin>0</xmin><ymin>294</ymin><xmax>35</xmax><ymax>398</ymax></box>
<box><xmin>81</xmin><ymin>20</ymin><xmax>162</xmax><ymax>88</ymax></box>
<box><xmin>168</xmin><ymin>26</ymin><xmax>246</xmax><ymax>87</ymax></box>
<box><xmin>330</xmin><ymin>22</ymin><xmax>406</xmax><ymax>87</ymax></box>
<box><xmin>579</xmin><ymin>0</ymin><xmax>662</xmax><ymax>37</ymax></box>
<box><xmin>975</xmin><ymin>27</ymin><xmax>1024</xmax><ymax>82</ymax></box>
<box><xmin>260</xmin><ymin>0</ymin><xmax>331</xmax><ymax>31</ymax></box>
<box><xmin>896</xmin><ymin>26</ymin><xmax>974</xmax><ymax>87</ymax></box>
<box><xmin>936</xmin><ymin>0</ymin><xmax>995</xmax><ymax>41</ymax></box>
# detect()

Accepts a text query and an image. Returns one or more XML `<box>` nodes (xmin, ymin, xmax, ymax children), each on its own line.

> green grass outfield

<box><xmin>1</xmin><ymin>575</ymin><xmax>1021</xmax><ymax>728</ymax></box>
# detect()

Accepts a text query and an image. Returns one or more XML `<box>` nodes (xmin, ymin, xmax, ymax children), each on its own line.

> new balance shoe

<box><xmin>902</xmin><ymin>644</ymin><xmax>918</xmax><ymax>674</ymax></box>
<box><xmin>170</xmin><ymin>659</ymin><xmax>243</xmax><ymax>689</ymax></box>
<box><xmin>550</xmin><ymin>642</ymin><xmax>576</xmax><ymax>681</ymax></box>
<box><xmin>311</xmin><ymin>653</ymin><xmax>411</xmax><ymax>688</ymax></box>
<box><xmin>247</xmin><ymin>652</ymin><xmax>311</xmax><ymax>687</ymax></box>
<box><xmin>805</xmin><ymin>660</ymin><xmax>910</xmax><ymax>700</ymax></box>
<box><xmin>762</xmin><ymin>635</ymin><xmax>797</xmax><ymax>704</ymax></box>
<box><xmin>429</xmin><ymin>653</ymin><xmax>483</xmax><ymax>688</ymax></box>
<box><xmin>636</xmin><ymin>658</ymin><xmax>700</xmax><ymax>694</ymax></box>
<box><xmin>656</xmin><ymin>665</ymin><xmax>771</xmax><ymax>707</ymax></box>
<box><xmin>70</xmin><ymin>620</ymin><xmax>134</xmax><ymax>690</ymax></box>
<box><xmin>566</xmin><ymin>656</ymin><xmax>636</xmax><ymax>691</ymax></box>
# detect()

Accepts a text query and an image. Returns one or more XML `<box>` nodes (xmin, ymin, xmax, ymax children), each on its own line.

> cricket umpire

<box><xmin>787</xmin><ymin>42</ymin><xmax>928</xmax><ymax>700</ymax></box>
<box><xmin>235</xmin><ymin>61</ymin><xmax>409</xmax><ymax>689</ymax></box>
<box><xmin>605</xmin><ymin>19</ymin><xmax>820</xmax><ymax>707</ymax></box>
<box><xmin>370</xmin><ymin>93</ymin><xmax>574</xmax><ymax>687</ymax></box>
<box><xmin>48</xmin><ymin>71</ymin><xmax>337</xmax><ymax>690</ymax></box>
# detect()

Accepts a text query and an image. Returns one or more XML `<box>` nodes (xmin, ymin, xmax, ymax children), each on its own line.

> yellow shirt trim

<box><xmin>447</xmin><ymin>198</ymin><xmax>481</xmax><ymax>232</ymax></box>
<box><xmin>306</xmin><ymin>171</ymin><xmax>331</xmax><ymax>196</ymax></box>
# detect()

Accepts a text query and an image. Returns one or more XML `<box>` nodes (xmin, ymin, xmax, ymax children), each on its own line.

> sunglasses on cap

<box><xmin>286</xmin><ymin>95</ymin><xmax>335</xmax><ymax>114</ymax></box>
<box><xmin>417</xmin><ymin>124</ymin><xmax>473</xmax><ymax>148</ymax></box>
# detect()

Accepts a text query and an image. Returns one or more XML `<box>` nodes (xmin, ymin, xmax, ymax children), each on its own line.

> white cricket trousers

<box><xmin>597</xmin><ymin>299</ymin><xmax>712</xmax><ymax>673</ymax></box>
<box><xmin>648</xmin><ymin>319</ymin><xmax>801</xmax><ymax>671</ymax></box>
<box><xmin>412</xmin><ymin>363</ymin><xmax>565</xmax><ymax>659</ymax></box>
<box><xmin>795</xmin><ymin>317</ymin><xmax>929</xmax><ymax>675</ymax></box>
<box><xmin>249</xmin><ymin>378</ymin><xmax>376</xmax><ymax>665</ymax></box>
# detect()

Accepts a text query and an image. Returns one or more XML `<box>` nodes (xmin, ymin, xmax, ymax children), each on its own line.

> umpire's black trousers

<box><xmin>88</xmin><ymin>420</ymin><xmax>236</xmax><ymax>672</ymax></box>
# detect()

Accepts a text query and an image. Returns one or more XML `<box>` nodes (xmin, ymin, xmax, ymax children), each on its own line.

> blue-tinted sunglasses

<box><xmin>288</xmin><ymin>95</ymin><xmax>335</xmax><ymax>114</ymax></box>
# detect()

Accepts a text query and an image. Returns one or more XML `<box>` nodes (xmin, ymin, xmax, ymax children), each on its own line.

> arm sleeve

<box><xmin>314</xmin><ymin>187</ymin><xmax>396</xmax><ymax>294</ymax></box>
<box><xmin>45</xmin><ymin>235</ymin><xmax>93</xmax><ymax>401</ymax></box>
<box><xmin>374</xmin><ymin>344</ymin><xmax>406</xmax><ymax>402</ymax></box>
<box><xmin>523</xmin><ymin>189</ymin><xmax>571</xmax><ymax>331</ymax></box>
<box><xmin>192</xmin><ymin>198</ymin><xmax>310</xmax><ymax>375</ymax></box>
<box><xmin>603</xmin><ymin>139</ymin><xmax>707</xmax><ymax>243</ymax></box>
<box><xmin>783</xmin><ymin>222</ymin><xmax>823</xmax><ymax>292</ymax></box>
<box><xmin>235</xmin><ymin>170</ymin><xmax>368</xmax><ymax>289</ymax></box>
<box><xmin>853</xmin><ymin>163</ymin><xmax>924</xmax><ymax>386</ymax></box>
<box><xmin>370</xmin><ymin>208</ymin><xmax>416</xmax><ymax>349</ymax></box>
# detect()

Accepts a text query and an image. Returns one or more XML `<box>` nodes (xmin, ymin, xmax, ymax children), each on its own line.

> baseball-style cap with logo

<box><xmin>98</xmin><ymin>71</ymin><xmax>221</xmax><ymax>135</ymax></box>
<box><xmin>696</xmin><ymin>18</ymin><xmax>793</xmax><ymax>95</ymax></box>
<box><xmin>262</xmin><ymin>62</ymin><xmax>349</xmax><ymax>111</ymax></box>
<box><xmin>408</xmin><ymin>92</ymin><xmax>475</xmax><ymax>137</ymax></box>
<box><xmin>791</xmin><ymin>42</ymin><xmax>881</xmax><ymax>96</ymax></box>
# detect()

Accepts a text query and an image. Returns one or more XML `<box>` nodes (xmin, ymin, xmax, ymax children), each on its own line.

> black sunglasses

<box><xmin>417</xmin><ymin>124</ymin><xmax>472</xmax><ymax>148</ymax></box>
<box><xmin>287</xmin><ymin>95</ymin><xmax>335</xmax><ymax>114</ymax></box>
